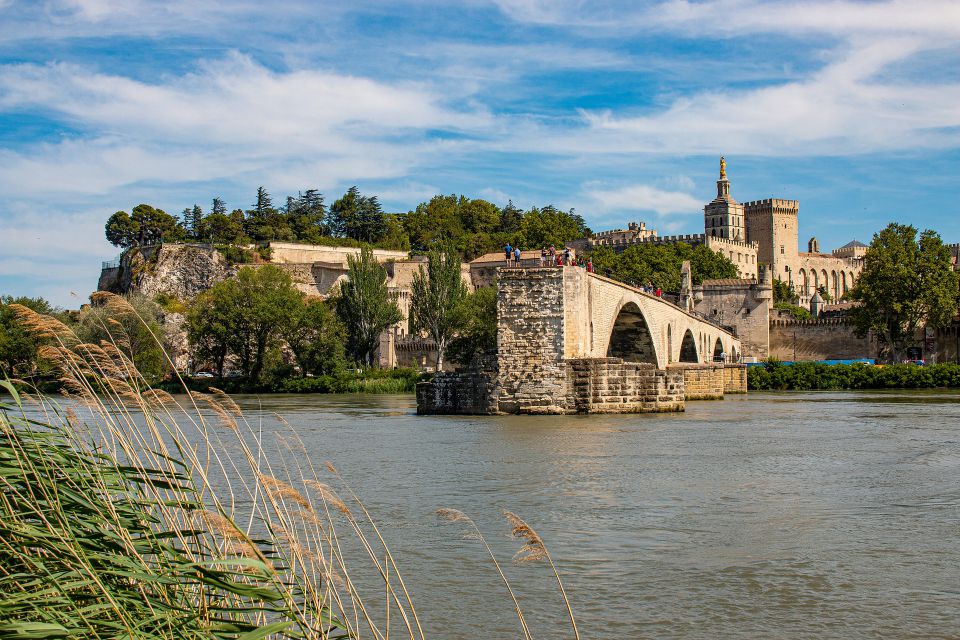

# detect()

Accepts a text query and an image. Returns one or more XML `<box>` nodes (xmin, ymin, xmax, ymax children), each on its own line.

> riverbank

<box><xmin>162</xmin><ymin>367</ymin><xmax>422</xmax><ymax>395</ymax></box>
<box><xmin>748</xmin><ymin>361</ymin><xmax>960</xmax><ymax>391</ymax></box>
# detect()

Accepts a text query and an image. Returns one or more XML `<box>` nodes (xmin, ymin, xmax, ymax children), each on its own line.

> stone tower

<box><xmin>743</xmin><ymin>197</ymin><xmax>799</xmax><ymax>282</ymax></box>
<box><xmin>704</xmin><ymin>156</ymin><xmax>745</xmax><ymax>241</ymax></box>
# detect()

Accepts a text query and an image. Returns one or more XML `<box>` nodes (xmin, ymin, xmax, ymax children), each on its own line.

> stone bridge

<box><xmin>418</xmin><ymin>267</ymin><xmax>745</xmax><ymax>415</ymax></box>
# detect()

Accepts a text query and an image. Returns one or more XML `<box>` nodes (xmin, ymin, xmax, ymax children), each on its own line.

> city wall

<box><xmin>768</xmin><ymin>317</ymin><xmax>877</xmax><ymax>361</ymax></box>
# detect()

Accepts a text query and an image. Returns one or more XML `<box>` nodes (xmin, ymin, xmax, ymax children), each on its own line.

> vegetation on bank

<box><xmin>104</xmin><ymin>187</ymin><xmax>592</xmax><ymax>262</ymax></box>
<box><xmin>748</xmin><ymin>361</ymin><xmax>960</xmax><ymax>391</ymax></box>
<box><xmin>1</xmin><ymin>303</ymin><xmax>579</xmax><ymax>639</ymax></box>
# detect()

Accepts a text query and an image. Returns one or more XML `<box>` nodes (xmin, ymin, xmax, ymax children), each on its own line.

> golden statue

<box><xmin>719</xmin><ymin>156</ymin><xmax>727</xmax><ymax>179</ymax></box>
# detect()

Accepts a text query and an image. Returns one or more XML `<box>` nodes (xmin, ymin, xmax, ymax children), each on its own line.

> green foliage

<box><xmin>748</xmin><ymin>361</ymin><xmax>960</xmax><ymax>391</ymax></box>
<box><xmin>282</xmin><ymin>298</ymin><xmax>347</xmax><ymax>377</ymax></box>
<box><xmin>216</xmin><ymin>245</ymin><xmax>257</xmax><ymax>265</ymax></box>
<box><xmin>588</xmin><ymin>242</ymin><xmax>738</xmax><ymax>291</ymax></box>
<box><xmin>817</xmin><ymin>285</ymin><xmax>831</xmax><ymax>302</ymax></box>
<box><xmin>333</xmin><ymin>248</ymin><xmax>403</xmax><ymax>367</ymax></box>
<box><xmin>773</xmin><ymin>278</ymin><xmax>798</xmax><ymax>303</ymax></box>
<box><xmin>446</xmin><ymin>286</ymin><xmax>498</xmax><ymax>367</ymax></box>
<box><xmin>849</xmin><ymin>223</ymin><xmax>960</xmax><ymax>361</ymax></box>
<box><xmin>199</xmin><ymin>213</ymin><xmax>248</xmax><ymax>245</ymax></box>
<box><xmin>0</xmin><ymin>397</ymin><xmax>293</xmax><ymax>639</ymax></box>
<box><xmin>329</xmin><ymin>187</ymin><xmax>387</xmax><ymax>244</ymax></box>
<box><xmin>403</xmin><ymin>194</ymin><xmax>504</xmax><ymax>258</ymax></box>
<box><xmin>773</xmin><ymin>302</ymin><xmax>811</xmax><ymax>320</ymax></box>
<box><xmin>272</xmin><ymin>367</ymin><xmax>420</xmax><ymax>394</ymax></box>
<box><xmin>105</xmin><ymin>204</ymin><xmax>185</xmax><ymax>248</ymax></box>
<box><xmin>518</xmin><ymin>205</ymin><xmax>590</xmax><ymax>250</ymax></box>
<box><xmin>188</xmin><ymin>266</ymin><xmax>303</xmax><ymax>383</ymax></box>
<box><xmin>0</xmin><ymin>296</ymin><xmax>61</xmax><ymax>379</ymax></box>
<box><xmin>154</xmin><ymin>292</ymin><xmax>188</xmax><ymax>314</ymax></box>
<box><xmin>76</xmin><ymin>295</ymin><xmax>169</xmax><ymax>384</ymax></box>
<box><xmin>409</xmin><ymin>246</ymin><xmax>469</xmax><ymax>369</ymax></box>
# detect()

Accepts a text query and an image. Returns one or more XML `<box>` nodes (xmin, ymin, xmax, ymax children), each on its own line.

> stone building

<box><xmin>591</xmin><ymin>221</ymin><xmax>657</xmax><ymax>248</ymax></box>
<box><xmin>584</xmin><ymin>158</ymin><xmax>862</xmax><ymax>300</ymax></box>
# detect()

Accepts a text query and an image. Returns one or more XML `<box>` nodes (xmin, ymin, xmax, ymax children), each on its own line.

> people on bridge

<box><xmin>504</xmin><ymin>242</ymin><xmax>513</xmax><ymax>265</ymax></box>
<box><xmin>587</xmin><ymin>258</ymin><xmax>594</xmax><ymax>273</ymax></box>
<box><xmin>514</xmin><ymin>246</ymin><xmax>521</xmax><ymax>265</ymax></box>
<box><xmin>540</xmin><ymin>247</ymin><xmax>548</xmax><ymax>266</ymax></box>
<box><xmin>563</xmin><ymin>247</ymin><xmax>571</xmax><ymax>266</ymax></box>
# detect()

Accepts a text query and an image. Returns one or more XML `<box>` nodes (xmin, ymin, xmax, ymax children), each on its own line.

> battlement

<box><xmin>637</xmin><ymin>233</ymin><xmax>706</xmax><ymax>245</ymax></box>
<box><xmin>704</xmin><ymin>235</ymin><xmax>760</xmax><ymax>251</ymax></box>
<box><xmin>743</xmin><ymin>198</ymin><xmax>799</xmax><ymax>212</ymax></box>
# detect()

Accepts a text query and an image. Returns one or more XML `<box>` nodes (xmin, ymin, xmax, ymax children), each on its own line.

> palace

<box><xmin>587</xmin><ymin>158</ymin><xmax>863</xmax><ymax>303</ymax></box>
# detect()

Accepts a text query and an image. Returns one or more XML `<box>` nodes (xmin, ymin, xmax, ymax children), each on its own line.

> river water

<box><xmin>216</xmin><ymin>390</ymin><xmax>960</xmax><ymax>639</ymax></box>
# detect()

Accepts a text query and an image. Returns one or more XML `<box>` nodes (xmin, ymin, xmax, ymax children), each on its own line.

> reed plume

<box><xmin>504</xmin><ymin>510</ymin><xmax>580</xmax><ymax>640</ymax></box>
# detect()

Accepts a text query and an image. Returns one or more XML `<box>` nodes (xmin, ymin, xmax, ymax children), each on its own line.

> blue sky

<box><xmin>0</xmin><ymin>0</ymin><xmax>957</xmax><ymax>307</ymax></box>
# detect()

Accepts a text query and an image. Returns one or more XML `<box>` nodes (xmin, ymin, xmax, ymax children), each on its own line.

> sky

<box><xmin>0</xmin><ymin>0</ymin><xmax>957</xmax><ymax>307</ymax></box>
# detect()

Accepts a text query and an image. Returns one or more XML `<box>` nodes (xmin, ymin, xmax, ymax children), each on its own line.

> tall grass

<box><xmin>1</xmin><ymin>295</ymin><xmax>578</xmax><ymax>639</ymax></box>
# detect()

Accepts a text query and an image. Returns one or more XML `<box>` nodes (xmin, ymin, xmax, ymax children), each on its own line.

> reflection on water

<box><xmin>37</xmin><ymin>391</ymin><xmax>960</xmax><ymax>637</ymax></box>
<box><xmin>222</xmin><ymin>390</ymin><xmax>960</xmax><ymax>638</ymax></box>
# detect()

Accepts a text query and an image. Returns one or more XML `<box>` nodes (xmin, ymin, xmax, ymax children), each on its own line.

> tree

<box><xmin>333</xmin><ymin>248</ymin><xmax>402</xmax><ymax>367</ymax></box>
<box><xmin>849</xmin><ymin>223</ymin><xmax>960</xmax><ymax>362</ymax></box>
<box><xmin>198</xmin><ymin>213</ymin><xmax>246</xmax><ymax>245</ymax></box>
<box><xmin>445</xmin><ymin>286</ymin><xmax>498</xmax><ymax>367</ymax></box>
<box><xmin>282</xmin><ymin>298</ymin><xmax>346</xmax><ymax>376</ymax></box>
<box><xmin>518</xmin><ymin>205</ymin><xmax>590</xmax><ymax>249</ymax></box>
<box><xmin>288</xmin><ymin>189</ymin><xmax>327</xmax><ymax>243</ymax></box>
<box><xmin>105</xmin><ymin>205</ymin><xmax>184</xmax><ymax>248</ymax></box>
<box><xmin>0</xmin><ymin>296</ymin><xmax>61</xmax><ymax>379</ymax></box>
<box><xmin>76</xmin><ymin>295</ymin><xmax>168</xmax><ymax>384</ymax></box>
<box><xmin>588</xmin><ymin>243</ymin><xmax>738</xmax><ymax>291</ymax></box>
<box><xmin>410</xmin><ymin>246</ymin><xmax>469</xmax><ymax>370</ymax></box>
<box><xmin>773</xmin><ymin>278</ymin><xmax>798</xmax><ymax>304</ymax></box>
<box><xmin>190</xmin><ymin>205</ymin><xmax>203</xmax><ymax>238</ymax></box>
<box><xmin>186</xmin><ymin>290</ymin><xmax>233</xmax><ymax>378</ymax></box>
<box><xmin>211</xmin><ymin>197</ymin><xmax>227</xmax><ymax>216</ymax></box>
<box><xmin>329</xmin><ymin>187</ymin><xmax>388</xmax><ymax>243</ymax></box>
<box><xmin>105</xmin><ymin>211</ymin><xmax>139</xmax><ymax>248</ymax></box>
<box><xmin>500</xmin><ymin>200</ymin><xmax>524</xmax><ymax>235</ymax></box>
<box><xmin>245</xmin><ymin>187</ymin><xmax>292</xmax><ymax>242</ymax></box>
<box><xmin>403</xmin><ymin>194</ymin><xmax>503</xmax><ymax>258</ymax></box>
<box><xmin>187</xmin><ymin>266</ymin><xmax>302</xmax><ymax>382</ymax></box>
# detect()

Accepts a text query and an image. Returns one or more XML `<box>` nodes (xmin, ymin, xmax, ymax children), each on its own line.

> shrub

<box><xmin>748</xmin><ymin>362</ymin><xmax>960</xmax><ymax>391</ymax></box>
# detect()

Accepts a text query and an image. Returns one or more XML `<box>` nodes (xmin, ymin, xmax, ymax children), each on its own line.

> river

<box><xmin>206</xmin><ymin>390</ymin><xmax>959</xmax><ymax>639</ymax></box>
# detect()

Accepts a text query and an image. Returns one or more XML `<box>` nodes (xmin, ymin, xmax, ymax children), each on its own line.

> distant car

<box><xmin>193</xmin><ymin>372</ymin><xmax>215</xmax><ymax>378</ymax></box>
<box><xmin>903</xmin><ymin>359</ymin><xmax>925</xmax><ymax>366</ymax></box>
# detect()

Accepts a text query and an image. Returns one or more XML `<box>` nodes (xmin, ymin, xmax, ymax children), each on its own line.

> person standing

<box><xmin>540</xmin><ymin>247</ymin><xmax>547</xmax><ymax>266</ymax></box>
<box><xmin>514</xmin><ymin>246</ymin><xmax>521</xmax><ymax>265</ymax></box>
<box><xmin>587</xmin><ymin>258</ymin><xmax>593</xmax><ymax>273</ymax></box>
<box><xmin>504</xmin><ymin>242</ymin><xmax>513</xmax><ymax>265</ymax></box>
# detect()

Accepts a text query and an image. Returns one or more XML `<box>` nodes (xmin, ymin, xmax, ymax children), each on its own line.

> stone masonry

<box><xmin>419</xmin><ymin>266</ymin><xmax>743</xmax><ymax>415</ymax></box>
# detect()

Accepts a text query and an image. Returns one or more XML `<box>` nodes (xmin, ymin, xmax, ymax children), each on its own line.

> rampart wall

<box><xmin>768</xmin><ymin>318</ymin><xmax>877</xmax><ymax>361</ymax></box>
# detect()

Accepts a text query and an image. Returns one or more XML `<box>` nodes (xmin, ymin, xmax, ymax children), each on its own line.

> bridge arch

<box><xmin>679</xmin><ymin>329</ymin><xmax>698</xmax><ymax>363</ymax></box>
<box><xmin>712</xmin><ymin>337</ymin><xmax>724</xmax><ymax>362</ymax></box>
<box><xmin>606</xmin><ymin>301</ymin><xmax>659</xmax><ymax>365</ymax></box>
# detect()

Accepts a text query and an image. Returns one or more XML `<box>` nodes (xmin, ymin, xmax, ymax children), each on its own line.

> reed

<box><xmin>1</xmin><ymin>298</ymin><xmax>580</xmax><ymax>639</ymax></box>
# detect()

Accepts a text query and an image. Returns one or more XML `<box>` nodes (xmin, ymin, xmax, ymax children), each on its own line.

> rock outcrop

<box><xmin>99</xmin><ymin>244</ymin><xmax>237</xmax><ymax>301</ymax></box>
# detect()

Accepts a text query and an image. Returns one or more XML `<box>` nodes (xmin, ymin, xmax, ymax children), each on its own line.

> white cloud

<box><xmin>584</xmin><ymin>183</ymin><xmax>702</xmax><ymax>216</ymax></box>
<box><xmin>492</xmin><ymin>0</ymin><xmax>960</xmax><ymax>38</ymax></box>
<box><xmin>566</xmin><ymin>39</ymin><xmax>960</xmax><ymax>156</ymax></box>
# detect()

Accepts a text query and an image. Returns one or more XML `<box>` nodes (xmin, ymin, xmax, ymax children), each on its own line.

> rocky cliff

<box><xmin>98</xmin><ymin>244</ymin><xmax>237</xmax><ymax>300</ymax></box>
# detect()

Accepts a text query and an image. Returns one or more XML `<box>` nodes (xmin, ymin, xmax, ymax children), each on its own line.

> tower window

<box><xmin>780</xmin><ymin>245</ymin><xmax>785</xmax><ymax>254</ymax></box>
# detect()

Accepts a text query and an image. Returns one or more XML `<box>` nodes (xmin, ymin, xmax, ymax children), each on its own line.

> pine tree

<box><xmin>190</xmin><ymin>205</ymin><xmax>203</xmax><ymax>239</ymax></box>
<box><xmin>212</xmin><ymin>197</ymin><xmax>227</xmax><ymax>216</ymax></box>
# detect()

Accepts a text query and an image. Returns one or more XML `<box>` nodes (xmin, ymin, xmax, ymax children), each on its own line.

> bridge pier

<box><xmin>417</xmin><ymin>267</ymin><xmax>744</xmax><ymax>415</ymax></box>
